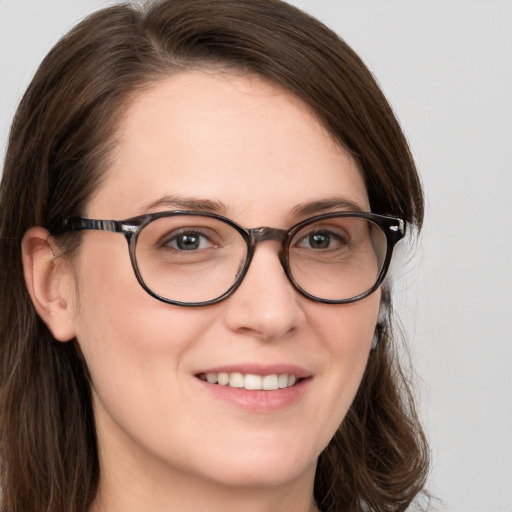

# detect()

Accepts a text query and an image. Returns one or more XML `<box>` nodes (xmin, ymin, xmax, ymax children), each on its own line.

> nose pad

<box><xmin>222</xmin><ymin>244</ymin><xmax>305</xmax><ymax>340</ymax></box>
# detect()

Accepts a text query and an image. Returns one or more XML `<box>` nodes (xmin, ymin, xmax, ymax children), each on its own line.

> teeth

<box><xmin>229</xmin><ymin>372</ymin><xmax>244</xmax><ymax>388</ymax></box>
<box><xmin>245</xmin><ymin>374</ymin><xmax>262</xmax><ymax>390</ymax></box>
<box><xmin>206</xmin><ymin>373</ymin><xmax>218</xmax><ymax>384</ymax></box>
<box><xmin>199</xmin><ymin>372</ymin><xmax>300</xmax><ymax>390</ymax></box>
<box><xmin>218</xmin><ymin>372</ymin><xmax>229</xmax><ymax>386</ymax></box>
<box><xmin>262</xmin><ymin>374</ymin><xmax>278</xmax><ymax>390</ymax></box>
<box><xmin>278</xmin><ymin>374</ymin><xmax>289</xmax><ymax>388</ymax></box>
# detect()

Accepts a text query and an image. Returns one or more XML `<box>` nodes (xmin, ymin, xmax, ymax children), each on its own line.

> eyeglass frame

<box><xmin>60</xmin><ymin>210</ymin><xmax>406</xmax><ymax>307</ymax></box>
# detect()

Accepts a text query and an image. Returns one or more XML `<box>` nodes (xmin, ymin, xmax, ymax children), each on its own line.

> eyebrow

<box><xmin>141</xmin><ymin>195</ymin><xmax>228</xmax><ymax>215</ymax></box>
<box><xmin>291</xmin><ymin>198</ymin><xmax>365</xmax><ymax>218</ymax></box>
<box><xmin>141</xmin><ymin>195</ymin><xmax>365</xmax><ymax>219</ymax></box>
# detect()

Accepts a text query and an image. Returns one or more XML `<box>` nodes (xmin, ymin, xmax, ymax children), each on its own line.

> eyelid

<box><xmin>288</xmin><ymin>210</ymin><xmax>368</xmax><ymax>230</ymax></box>
<box><xmin>158</xmin><ymin>226</ymin><xmax>215</xmax><ymax>243</ymax></box>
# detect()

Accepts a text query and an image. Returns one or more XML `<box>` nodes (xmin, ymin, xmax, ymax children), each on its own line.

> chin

<box><xmin>205</xmin><ymin>462</ymin><xmax>314</xmax><ymax>489</ymax></box>
<box><xmin>190</xmin><ymin>437</ymin><xmax>319</xmax><ymax>489</ymax></box>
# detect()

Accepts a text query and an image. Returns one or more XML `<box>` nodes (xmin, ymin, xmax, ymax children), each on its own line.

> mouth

<box><xmin>197</xmin><ymin>372</ymin><xmax>301</xmax><ymax>391</ymax></box>
<box><xmin>194</xmin><ymin>366</ymin><xmax>312</xmax><ymax>411</ymax></box>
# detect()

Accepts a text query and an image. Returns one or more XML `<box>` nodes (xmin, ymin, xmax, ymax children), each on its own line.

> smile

<box><xmin>197</xmin><ymin>372</ymin><xmax>299</xmax><ymax>391</ymax></box>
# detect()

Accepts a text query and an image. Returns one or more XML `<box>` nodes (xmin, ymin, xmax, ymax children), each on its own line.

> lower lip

<box><xmin>195</xmin><ymin>377</ymin><xmax>311</xmax><ymax>412</ymax></box>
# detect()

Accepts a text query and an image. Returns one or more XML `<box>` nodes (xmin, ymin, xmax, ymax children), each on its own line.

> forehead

<box><xmin>87</xmin><ymin>70</ymin><xmax>369</xmax><ymax>223</ymax></box>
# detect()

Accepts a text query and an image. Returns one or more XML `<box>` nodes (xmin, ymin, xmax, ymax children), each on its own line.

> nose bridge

<box><xmin>247</xmin><ymin>226</ymin><xmax>289</xmax><ymax>278</ymax></box>
<box><xmin>223</xmin><ymin>225</ymin><xmax>303</xmax><ymax>340</ymax></box>
<box><xmin>249</xmin><ymin>226</ymin><xmax>287</xmax><ymax>244</ymax></box>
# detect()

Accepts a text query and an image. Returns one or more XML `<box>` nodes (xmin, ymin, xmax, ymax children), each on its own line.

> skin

<box><xmin>23</xmin><ymin>70</ymin><xmax>380</xmax><ymax>512</ymax></box>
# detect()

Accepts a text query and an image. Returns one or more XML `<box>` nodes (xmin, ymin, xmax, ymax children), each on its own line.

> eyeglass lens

<box><xmin>134</xmin><ymin>214</ymin><xmax>387</xmax><ymax>304</ymax></box>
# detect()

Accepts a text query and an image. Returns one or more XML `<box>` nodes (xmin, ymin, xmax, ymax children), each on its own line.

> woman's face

<box><xmin>66</xmin><ymin>71</ymin><xmax>379</xmax><ymax>494</ymax></box>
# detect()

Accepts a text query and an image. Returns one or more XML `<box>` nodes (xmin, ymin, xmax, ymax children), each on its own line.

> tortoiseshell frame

<box><xmin>61</xmin><ymin>211</ymin><xmax>405</xmax><ymax>307</ymax></box>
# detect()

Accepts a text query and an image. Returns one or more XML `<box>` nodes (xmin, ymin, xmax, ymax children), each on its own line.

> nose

<box><xmin>222</xmin><ymin>243</ymin><xmax>306</xmax><ymax>340</ymax></box>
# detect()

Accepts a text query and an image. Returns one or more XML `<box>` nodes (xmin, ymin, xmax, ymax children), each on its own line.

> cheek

<box><xmin>70</xmin><ymin>240</ymin><xmax>216</xmax><ymax>422</ymax></box>
<box><xmin>309</xmin><ymin>294</ymin><xmax>379</xmax><ymax>434</ymax></box>
<box><xmin>316</xmin><ymin>293</ymin><xmax>379</xmax><ymax>362</ymax></box>
<box><xmin>73</xmin><ymin>259</ymin><xmax>207</xmax><ymax>384</ymax></box>
<box><xmin>73</xmin><ymin>234</ymin><xmax>210</xmax><ymax>343</ymax></box>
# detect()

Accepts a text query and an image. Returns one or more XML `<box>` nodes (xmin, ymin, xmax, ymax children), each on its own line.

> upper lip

<box><xmin>195</xmin><ymin>363</ymin><xmax>311</xmax><ymax>379</ymax></box>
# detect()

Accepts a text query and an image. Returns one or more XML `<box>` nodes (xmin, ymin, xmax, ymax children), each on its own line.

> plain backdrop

<box><xmin>1</xmin><ymin>1</ymin><xmax>511</xmax><ymax>511</ymax></box>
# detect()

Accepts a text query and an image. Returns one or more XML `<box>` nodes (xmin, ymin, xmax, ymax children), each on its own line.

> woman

<box><xmin>0</xmin><ymin>0</ymin><xmax>428</xmax><ymax>511</ymax></box>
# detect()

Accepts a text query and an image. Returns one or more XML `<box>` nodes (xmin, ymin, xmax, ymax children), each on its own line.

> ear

<box><xmin>22</xmin><ymin>227</ymin><xmax>77</xmax><ymax>342</ymax></box>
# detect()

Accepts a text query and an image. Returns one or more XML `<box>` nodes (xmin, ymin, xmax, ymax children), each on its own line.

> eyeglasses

<box><xmin>61</xmin><ymin>211</ymin><xmax>405</xmax><ymax>307</ymax></box>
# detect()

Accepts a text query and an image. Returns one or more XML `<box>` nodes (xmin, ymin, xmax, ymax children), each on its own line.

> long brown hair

<box><xmin>0</xmin><ymin>1</ymin><xmax>428</xmax><ymax>510</ymax></box>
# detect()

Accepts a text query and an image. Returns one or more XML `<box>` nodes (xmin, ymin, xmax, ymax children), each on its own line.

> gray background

<box><xmin>1</xmin><ymin>1</ymin><xmax>511</xmax><ymax>511</ymax></box>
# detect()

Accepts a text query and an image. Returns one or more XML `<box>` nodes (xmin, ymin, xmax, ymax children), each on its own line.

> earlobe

<box><xmin>22</xmin><ymin>227</ymin><xmax>77</xmax><ymax>342</ymax></box>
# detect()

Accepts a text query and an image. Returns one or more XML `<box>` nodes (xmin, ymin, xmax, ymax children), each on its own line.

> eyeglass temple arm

<box><xmin>390</xmin><ymin>218</ymin><xmax>406</xmax><ymax>245</ymax></box>
<box><xmin>62</xmin><ymin>217</ymin><xmax>126</xmax><ymax>233</ymax></box>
